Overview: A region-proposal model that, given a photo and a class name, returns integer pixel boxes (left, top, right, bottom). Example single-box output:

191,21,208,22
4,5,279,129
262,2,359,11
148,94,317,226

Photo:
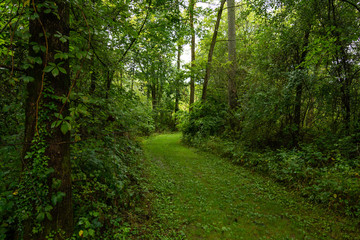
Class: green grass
138,133,360,239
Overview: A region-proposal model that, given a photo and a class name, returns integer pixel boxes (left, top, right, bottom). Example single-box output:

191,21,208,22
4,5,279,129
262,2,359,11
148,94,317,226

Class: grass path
140,133,359,239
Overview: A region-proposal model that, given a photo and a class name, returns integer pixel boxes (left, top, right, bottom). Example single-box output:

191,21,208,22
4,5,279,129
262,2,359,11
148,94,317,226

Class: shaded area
141,133,359,239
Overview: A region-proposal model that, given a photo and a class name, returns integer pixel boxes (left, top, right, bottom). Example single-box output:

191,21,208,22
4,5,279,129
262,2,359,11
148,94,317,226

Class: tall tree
21,1,73,238
202,0,227,101
175,43,182,113
227,0,238,111
189,0,196,111
292,25,311,147
175,0,182,115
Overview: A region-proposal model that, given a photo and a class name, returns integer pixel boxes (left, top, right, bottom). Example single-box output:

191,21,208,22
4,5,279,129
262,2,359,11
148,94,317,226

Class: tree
202,0,227,101
227,0,238,111
175,43,182,113
21,1,73,238
189,0,196,111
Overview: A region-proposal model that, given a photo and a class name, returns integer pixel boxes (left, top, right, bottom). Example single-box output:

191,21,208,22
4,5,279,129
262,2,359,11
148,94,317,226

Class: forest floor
134,133,360,239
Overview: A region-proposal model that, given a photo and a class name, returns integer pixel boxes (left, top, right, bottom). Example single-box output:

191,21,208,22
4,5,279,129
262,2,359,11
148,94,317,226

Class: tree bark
175,44,181,113
202,0,226,101
90,60,96,95
22,1,73,239
227,0,238,111
105,70,114,99
189,0,196,111
151,82,157,110
293,28,310,147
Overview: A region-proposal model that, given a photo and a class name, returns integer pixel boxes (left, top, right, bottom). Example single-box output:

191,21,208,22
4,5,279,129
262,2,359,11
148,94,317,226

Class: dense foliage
1,0,360,239
181,0,360,218
0,0,179,239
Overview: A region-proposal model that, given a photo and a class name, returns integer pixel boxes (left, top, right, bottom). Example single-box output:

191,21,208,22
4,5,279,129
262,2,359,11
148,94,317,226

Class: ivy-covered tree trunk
21,0,73,239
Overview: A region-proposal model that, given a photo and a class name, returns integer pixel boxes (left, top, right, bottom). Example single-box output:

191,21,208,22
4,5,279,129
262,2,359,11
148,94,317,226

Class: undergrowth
183,134,360,219
0,88,154,239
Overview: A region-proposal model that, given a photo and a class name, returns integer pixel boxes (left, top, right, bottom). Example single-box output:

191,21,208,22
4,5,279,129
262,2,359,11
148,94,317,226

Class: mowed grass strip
142,133,360,240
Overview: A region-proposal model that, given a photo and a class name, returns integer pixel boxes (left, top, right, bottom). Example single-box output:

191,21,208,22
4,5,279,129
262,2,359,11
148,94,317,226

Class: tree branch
340,0,360,12
118,0,152,64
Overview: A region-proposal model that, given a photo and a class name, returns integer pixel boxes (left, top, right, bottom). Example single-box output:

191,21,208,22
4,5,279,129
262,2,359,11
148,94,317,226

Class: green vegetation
141,134,360,239
1,0,360,239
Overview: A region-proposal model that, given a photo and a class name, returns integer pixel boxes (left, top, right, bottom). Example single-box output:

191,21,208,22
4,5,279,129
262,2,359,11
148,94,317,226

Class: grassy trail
140,133,359,239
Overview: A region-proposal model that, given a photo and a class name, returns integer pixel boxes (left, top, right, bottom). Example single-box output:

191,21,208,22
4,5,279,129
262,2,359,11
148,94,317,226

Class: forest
0,0,360,239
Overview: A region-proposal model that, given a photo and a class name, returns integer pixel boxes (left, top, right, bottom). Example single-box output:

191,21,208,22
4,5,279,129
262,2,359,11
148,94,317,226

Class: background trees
181,0,360,218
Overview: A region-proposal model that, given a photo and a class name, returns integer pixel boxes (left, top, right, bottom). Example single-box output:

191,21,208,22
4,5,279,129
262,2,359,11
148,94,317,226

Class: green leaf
22,76,34,83
45,205,53,212
33,45,40,53
46,212,53,221
60,37,67,43
22,63,32,70
76,52,82,59
30,13,39,20
60,121,71,134
88,229,95,237
36,212,45,222
34,57,42,64
43,66,54,73
52,192,66,205
52,179,62,189
58,67,67,74
54,113,63,119
56,120,62,127
54,53,62,59
52,68,59,77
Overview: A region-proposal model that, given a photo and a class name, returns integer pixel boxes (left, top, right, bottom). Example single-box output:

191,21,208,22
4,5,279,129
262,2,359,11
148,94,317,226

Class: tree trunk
227,0,238,111
340,69,351,133
151,83,157,110
189,0,196,111
175,44,181,113
293,79,303,146
22,0,73,239
293,27,310,147
105,70,113,99
202,0,226,101
90,60,96,95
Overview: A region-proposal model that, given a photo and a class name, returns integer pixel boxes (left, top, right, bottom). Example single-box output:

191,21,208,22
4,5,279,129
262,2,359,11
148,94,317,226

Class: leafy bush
71,136,145,239
0,86,153,239
179,97,228,143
